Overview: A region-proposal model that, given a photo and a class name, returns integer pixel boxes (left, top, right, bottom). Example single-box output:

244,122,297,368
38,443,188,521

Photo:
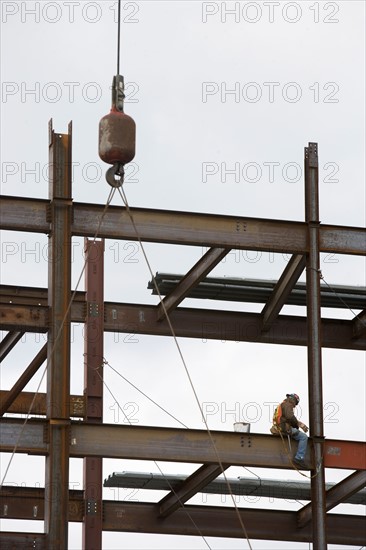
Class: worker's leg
291,428,308,461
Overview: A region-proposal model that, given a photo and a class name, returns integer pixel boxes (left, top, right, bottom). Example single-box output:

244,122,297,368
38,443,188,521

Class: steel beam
44,121,72,549
261,255,306,331
101,502,365,545
0,533,46,550
2,301,365,350
1,418,365,470
104,471,366,504
158,463,229,517
0,331,24,362
0,492,364,545
1,195,366,255
157,247,229,320
0,390,84,418
305,142,327,547
83,239,104,550
297,470,366,528
0,344,47,416
353,309,366,339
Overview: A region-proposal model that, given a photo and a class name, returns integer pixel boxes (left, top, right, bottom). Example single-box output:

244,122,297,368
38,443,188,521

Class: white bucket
234,422,250,433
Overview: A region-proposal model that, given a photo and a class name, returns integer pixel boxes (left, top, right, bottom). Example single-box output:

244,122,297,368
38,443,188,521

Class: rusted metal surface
352,309,366,339
2,418,365,470
304,142,327,548
0,487,84,522
0,391,85,418
0,345,47,417
261,254,306,331
0,331,24,362
158,464,229,518
1,491,364,544
0,533,46,549
83,239,104,550
157,247,229,320
101,502,366,544
44,121,72,549
2,300,365,350
297,470,366,528
1,195,366,255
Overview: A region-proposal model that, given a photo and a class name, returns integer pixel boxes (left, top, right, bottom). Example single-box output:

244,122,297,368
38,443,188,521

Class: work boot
293,457,306,469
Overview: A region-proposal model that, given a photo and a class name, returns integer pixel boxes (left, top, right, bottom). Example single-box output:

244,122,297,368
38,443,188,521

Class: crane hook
106,163,125,188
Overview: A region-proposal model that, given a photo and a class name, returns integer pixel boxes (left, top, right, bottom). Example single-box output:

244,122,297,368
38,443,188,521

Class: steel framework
0,124,365,549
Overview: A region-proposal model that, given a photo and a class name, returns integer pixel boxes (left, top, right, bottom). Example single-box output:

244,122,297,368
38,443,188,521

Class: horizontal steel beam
1,419,365,470
1,300,365,350
1,196,365,255
104,471,366,504
0,391,85,418
0,490,364,544
103,502,365,544
0,533,46,550
150,274,366,310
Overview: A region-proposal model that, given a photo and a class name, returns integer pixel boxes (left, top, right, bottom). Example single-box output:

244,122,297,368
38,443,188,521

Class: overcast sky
1,1,365,549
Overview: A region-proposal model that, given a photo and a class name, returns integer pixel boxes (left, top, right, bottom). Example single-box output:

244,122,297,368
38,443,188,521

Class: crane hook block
99,107,136,166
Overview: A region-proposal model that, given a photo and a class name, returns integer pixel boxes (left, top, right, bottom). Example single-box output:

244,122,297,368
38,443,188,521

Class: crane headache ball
99,108,136,166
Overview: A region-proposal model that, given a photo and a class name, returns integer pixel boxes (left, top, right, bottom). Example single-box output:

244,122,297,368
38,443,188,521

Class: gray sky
1,1,365,548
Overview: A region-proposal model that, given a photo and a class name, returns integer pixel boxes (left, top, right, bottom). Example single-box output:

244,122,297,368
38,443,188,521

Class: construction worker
272,393,309,468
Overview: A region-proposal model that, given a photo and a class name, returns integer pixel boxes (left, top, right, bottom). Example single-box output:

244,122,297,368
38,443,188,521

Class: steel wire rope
103,358,189,428
306,267,366,325
117,0,122,74
93,362,213,550
0,187,116,488
116,184,253,548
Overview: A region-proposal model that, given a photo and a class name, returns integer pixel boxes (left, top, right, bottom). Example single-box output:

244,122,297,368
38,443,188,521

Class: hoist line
116,185,253,549
117,0,122,74
0,187,116,489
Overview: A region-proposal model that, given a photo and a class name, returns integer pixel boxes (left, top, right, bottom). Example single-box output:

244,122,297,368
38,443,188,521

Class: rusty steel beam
0,390,85,418
157,247,229,320
297,470,366,528
0,533,46,550
1,195,366,255
158,463,229,518
0,331,24,362
261,254,306,331
2,301,365,351
1,418,365,470
0,344,47,417
0,491,364,545
0,486,84,522
102,502,365,544
352,309,366,339
305,142,327,548
44,121,72,549
83,239,105,550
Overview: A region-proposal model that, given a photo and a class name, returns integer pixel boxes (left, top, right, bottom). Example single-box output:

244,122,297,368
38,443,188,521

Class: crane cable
115,183,253,548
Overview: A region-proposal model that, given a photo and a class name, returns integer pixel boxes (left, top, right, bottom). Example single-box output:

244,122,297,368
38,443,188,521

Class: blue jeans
291,428,308,460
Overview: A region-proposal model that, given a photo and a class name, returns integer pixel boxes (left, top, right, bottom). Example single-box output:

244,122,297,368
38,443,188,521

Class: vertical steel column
45,121,73,549
82,239,104,550
304,142,327,548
